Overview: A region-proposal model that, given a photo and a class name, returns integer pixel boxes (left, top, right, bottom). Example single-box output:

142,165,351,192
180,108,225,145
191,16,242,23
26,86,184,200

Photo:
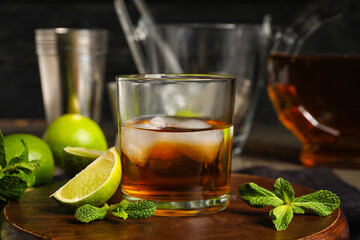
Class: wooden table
0,118,356,239
1,174,349,240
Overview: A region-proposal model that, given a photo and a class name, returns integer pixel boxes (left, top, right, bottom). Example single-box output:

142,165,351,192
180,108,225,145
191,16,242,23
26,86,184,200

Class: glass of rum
117,74,236,216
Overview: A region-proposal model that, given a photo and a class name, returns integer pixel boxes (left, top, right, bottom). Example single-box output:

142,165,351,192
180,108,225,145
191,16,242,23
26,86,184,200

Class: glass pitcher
268,0,360,168
114,0,272,156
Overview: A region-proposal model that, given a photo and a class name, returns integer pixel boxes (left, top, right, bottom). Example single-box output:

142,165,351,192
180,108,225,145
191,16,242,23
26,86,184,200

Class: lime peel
50,146,121,211
64,147,104,158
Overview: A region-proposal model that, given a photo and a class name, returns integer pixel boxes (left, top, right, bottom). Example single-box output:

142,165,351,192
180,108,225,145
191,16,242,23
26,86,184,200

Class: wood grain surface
2,174,349,240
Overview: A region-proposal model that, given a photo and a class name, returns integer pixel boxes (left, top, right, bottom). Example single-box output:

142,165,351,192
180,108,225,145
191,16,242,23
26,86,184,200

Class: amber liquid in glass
120,116,233,214
268,53,360,167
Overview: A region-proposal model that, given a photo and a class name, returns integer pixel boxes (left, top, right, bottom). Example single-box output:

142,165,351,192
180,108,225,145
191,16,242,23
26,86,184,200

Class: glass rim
35,28,107,34
116,74,235,82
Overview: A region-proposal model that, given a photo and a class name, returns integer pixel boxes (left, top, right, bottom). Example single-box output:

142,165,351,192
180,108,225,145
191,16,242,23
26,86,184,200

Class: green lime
63,147,104,177
4,134,54,186
50,146,121,211
44,114,108,168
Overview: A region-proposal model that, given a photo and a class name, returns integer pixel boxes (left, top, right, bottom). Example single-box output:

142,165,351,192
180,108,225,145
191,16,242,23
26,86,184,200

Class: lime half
50,146,121,211
63,147,104,177
44,113,108,168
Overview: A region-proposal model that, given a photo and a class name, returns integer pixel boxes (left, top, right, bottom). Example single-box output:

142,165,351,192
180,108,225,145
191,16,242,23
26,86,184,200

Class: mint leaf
0,130,6,169
0,195,6,202
4,161,40,175
75,204,108,223
0,175,27,201
109,199,129,220
272,178,294,203
8,140,29,166
13,161,41,174
126,200,157,219
2,161,40,187
18,140,29,163
292,190,340,216
269,204,294,231
8,157,22,167
109,199,128,211
13,169,36,187
239,182,284,208
111,208,128,220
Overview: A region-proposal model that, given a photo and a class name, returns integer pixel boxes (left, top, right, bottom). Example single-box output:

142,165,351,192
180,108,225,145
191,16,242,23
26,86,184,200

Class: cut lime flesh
60,156,113,199
51,146,121,211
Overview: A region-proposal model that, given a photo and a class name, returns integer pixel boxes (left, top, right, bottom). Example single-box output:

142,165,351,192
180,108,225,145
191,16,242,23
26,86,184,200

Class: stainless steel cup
35,28,108,124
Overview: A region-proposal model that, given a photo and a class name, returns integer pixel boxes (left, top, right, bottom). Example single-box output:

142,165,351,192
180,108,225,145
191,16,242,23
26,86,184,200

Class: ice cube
148,117,167,129
162,117,212,130
120,127,160,166
162,129,224,164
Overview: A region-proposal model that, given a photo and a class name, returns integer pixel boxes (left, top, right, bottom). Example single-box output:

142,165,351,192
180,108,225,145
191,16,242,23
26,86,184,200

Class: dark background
0,0,312,124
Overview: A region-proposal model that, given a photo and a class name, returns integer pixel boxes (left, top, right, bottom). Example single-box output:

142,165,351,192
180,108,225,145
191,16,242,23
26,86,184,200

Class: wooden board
1,174,349,240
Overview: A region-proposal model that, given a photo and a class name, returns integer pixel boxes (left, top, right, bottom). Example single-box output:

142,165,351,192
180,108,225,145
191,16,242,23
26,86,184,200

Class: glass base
122,192,230,217
301,143,360,168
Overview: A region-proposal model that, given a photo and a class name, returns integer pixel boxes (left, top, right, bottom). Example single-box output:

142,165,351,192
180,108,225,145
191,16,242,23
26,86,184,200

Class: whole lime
44,114,108,168
4,134,55,186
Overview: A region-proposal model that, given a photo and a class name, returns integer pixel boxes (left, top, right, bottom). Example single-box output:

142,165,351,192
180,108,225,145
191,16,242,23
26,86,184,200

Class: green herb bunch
75,200,156,223
0,130,40,202
239,177,340,231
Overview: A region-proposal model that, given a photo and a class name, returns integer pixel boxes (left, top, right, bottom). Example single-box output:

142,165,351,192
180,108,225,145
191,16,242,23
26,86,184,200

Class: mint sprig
239,177,340,231
0,129,40,202
75,200,156,223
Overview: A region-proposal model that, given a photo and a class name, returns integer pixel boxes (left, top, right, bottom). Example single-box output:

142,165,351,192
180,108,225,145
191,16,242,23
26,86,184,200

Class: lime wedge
51,146,121,211
63,147,104,177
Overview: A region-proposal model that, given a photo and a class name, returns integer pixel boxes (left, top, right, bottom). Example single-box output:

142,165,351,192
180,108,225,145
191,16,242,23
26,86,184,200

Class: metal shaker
35,28,108,124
